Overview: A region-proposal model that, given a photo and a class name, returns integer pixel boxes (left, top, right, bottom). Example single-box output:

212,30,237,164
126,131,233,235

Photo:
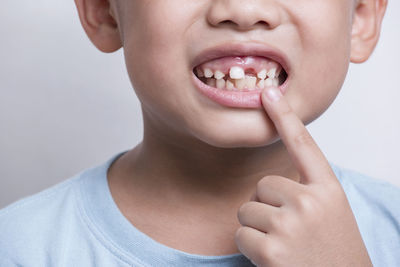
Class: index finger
261,86,334,184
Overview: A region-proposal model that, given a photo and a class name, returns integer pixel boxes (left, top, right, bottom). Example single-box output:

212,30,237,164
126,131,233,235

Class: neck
109,117,300,207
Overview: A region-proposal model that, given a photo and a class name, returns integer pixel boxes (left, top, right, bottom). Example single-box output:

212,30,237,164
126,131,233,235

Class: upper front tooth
257,69,267,80
204,68,214,78
229,66,245,79
214,70,225,80
267,68,277,79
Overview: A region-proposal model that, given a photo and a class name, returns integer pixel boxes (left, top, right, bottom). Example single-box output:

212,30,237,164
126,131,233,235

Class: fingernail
264,87,282,102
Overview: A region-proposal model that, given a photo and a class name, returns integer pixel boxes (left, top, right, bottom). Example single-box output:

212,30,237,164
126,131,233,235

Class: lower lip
192,72,288,109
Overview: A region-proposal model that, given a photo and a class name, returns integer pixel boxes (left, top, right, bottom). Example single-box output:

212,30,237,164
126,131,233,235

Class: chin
190,121,280,149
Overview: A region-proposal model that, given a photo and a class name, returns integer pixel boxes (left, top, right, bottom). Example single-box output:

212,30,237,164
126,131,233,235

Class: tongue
196,56,282,75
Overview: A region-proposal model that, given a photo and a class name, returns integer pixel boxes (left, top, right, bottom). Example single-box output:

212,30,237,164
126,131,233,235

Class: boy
1,0,399,266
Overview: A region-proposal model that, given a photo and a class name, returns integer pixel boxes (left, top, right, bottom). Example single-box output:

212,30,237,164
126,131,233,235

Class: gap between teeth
197,66,280,90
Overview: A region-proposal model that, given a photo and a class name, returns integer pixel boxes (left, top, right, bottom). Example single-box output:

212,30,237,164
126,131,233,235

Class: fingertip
262,86,282,104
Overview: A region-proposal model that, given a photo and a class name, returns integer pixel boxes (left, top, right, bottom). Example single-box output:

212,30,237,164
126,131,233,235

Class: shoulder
0,170,84,264
329,162,400,266
329,162,400,212
0,170,81,219
0,152,131,266
0,174,79,216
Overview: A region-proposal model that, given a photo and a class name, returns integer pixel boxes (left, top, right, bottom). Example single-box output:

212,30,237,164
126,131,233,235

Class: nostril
218,19,270,31
219,20,237,27
255,20,270,28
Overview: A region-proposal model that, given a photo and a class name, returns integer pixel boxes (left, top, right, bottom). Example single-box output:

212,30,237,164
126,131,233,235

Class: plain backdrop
0,1,399,209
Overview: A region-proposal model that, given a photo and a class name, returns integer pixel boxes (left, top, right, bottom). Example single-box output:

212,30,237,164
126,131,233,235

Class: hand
235,87,372,267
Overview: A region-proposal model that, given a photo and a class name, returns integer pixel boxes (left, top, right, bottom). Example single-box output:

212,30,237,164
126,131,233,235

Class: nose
207,0,281,31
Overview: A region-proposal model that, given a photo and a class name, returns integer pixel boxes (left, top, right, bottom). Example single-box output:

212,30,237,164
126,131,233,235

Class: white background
0,1,399,208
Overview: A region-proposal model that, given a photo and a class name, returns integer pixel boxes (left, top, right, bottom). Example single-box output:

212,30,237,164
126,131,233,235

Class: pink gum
196,56,281,75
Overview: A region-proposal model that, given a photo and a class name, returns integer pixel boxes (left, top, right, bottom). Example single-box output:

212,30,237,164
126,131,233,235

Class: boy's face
81,0,385,148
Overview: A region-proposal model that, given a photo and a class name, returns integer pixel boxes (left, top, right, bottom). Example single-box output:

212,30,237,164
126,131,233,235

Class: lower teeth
203,76,279,91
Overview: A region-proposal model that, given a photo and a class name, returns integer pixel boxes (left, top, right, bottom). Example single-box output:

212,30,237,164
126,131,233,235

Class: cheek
298,1,352,74
119,0,355,147
122,1,194,119
286,1,353,125
124,48,192,136
123,0,195,58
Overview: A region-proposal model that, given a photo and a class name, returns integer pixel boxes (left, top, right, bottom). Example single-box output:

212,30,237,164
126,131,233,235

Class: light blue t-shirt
1,150,399,266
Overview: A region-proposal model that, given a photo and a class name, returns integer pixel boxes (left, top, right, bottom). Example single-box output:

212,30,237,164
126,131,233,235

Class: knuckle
269,212,283,229
293,192,320,215
293,131,315,148
279,104,293,119
324,180,343,195
315,182,346,206
257,175,279,188
270,212,295,234
275,104,293,128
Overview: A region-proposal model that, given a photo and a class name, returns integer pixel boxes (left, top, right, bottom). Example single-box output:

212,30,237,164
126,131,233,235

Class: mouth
191,42,290,109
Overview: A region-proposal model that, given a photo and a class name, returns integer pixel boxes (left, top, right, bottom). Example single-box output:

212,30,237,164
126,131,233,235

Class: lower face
118,0,353,148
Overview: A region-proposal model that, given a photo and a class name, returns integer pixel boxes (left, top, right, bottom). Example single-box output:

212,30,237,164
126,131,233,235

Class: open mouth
190,43,290,108
193,56,288,92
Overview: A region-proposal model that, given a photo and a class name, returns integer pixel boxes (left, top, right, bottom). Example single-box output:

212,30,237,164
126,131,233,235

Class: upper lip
191,41,291,76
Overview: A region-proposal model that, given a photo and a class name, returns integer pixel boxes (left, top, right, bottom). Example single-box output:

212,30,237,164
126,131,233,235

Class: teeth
265,77,279,87
226,80,234,90
257,69,267,80
235,78,246,90
265,78,273,87
245,75,257,89
199,63,283,90
276,67,282,77
206,78,216,87
216,78,225,89
214,70,225,80
267,68,277,79
229,66,245,79
204,68,214,78
257,79,265,89
202,77,278,90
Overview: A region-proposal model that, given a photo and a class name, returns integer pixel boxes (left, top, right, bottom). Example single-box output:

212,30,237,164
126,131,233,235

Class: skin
74,0,387,265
